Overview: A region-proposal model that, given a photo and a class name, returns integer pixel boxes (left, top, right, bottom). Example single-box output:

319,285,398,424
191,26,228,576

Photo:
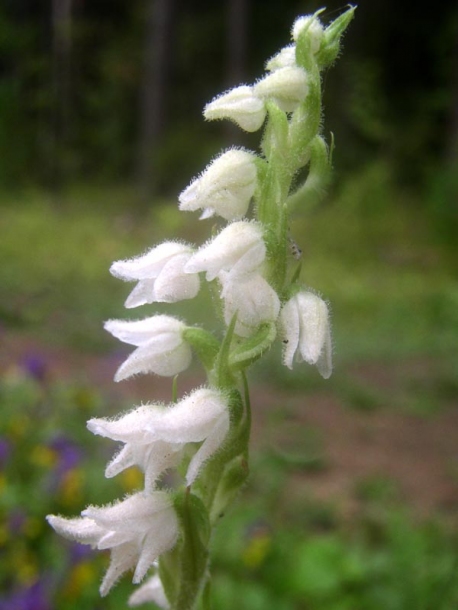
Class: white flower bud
104,315,192,380
220,271,280,337
204,85,266,132
178,149,257,221
185,221,265,281
279,291,332,378
292,15,324,54
265,44,296,72
254,66,308,112
47,491,179,596
110,242,200,307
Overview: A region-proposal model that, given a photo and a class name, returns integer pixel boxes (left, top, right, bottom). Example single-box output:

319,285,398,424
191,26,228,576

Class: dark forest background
0,0,457,219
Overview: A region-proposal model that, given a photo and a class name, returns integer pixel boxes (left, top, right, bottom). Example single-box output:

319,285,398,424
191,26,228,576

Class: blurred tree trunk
137,0,175,200
52,0,73,192
225,0,249,143
227,0,248,86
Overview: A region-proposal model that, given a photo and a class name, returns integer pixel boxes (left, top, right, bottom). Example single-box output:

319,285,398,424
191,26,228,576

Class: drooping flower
184,221,265,281
204,85,266,132
105,316,192,381
178,149,258,221
254,66,308,113
47,491,179,596
219,271,280,337
87,388,230,487
129,574,169,608
110,242,200,307
279,291,332,378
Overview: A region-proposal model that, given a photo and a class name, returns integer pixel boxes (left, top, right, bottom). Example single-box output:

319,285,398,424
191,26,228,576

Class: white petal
88,405,161,443
46,515,104,547
129,574,169,608
133,510,179,583
221,272,280,337
279,297,300,369
266,44,296,71
297,293,330,364
292,15,324,53
152,253,200,302
105,316,186,347
186,412,230,485
185,221,265,281
254,67,308,113
100,542,139,596
179,149,257,221
110,242,192,281
145,388,229,444
114,339,192,380
204,85,266,132
82,492,173,532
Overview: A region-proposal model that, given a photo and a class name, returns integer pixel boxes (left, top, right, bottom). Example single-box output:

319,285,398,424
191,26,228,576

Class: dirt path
2,330,458,519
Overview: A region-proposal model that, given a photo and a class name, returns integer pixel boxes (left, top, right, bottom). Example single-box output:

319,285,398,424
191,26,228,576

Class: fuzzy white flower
179,149,257,221
110,242,200,307
105,315,191,381
185,221,265,281
204,85,266,132
88,388,230,487
292,15,324,53
254,66,308,113
279,291,332,378
129,574,169,608
220,271,280,337
47,491,178,596
265,44,297,72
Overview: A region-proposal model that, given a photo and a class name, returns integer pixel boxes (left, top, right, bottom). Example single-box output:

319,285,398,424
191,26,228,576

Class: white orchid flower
87,388,230,487
204,85,266,132
254,66,308,113
219,271,280,337
185,221,265,281
47,491,178,597
279,291,332,378
105,315,192,380
178,149,257,221
129,574,169,608
110,242,200,307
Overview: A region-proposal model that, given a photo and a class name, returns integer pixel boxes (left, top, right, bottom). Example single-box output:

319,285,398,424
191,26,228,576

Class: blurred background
1,0,458,608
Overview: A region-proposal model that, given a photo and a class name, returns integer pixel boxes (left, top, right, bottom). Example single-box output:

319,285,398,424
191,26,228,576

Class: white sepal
87,388,230,487
254,66,308,113
178,149,258,221
47,491,178,596
266,44,296,72
292,15,324,53
185,221,265,281
220,271,280,337
129,574,169,608
279,291,332,378
204,85,266,132
110,242,200,307
104,316,191,380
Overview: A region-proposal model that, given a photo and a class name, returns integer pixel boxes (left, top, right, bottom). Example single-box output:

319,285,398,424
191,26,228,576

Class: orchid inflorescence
47,8,354,609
